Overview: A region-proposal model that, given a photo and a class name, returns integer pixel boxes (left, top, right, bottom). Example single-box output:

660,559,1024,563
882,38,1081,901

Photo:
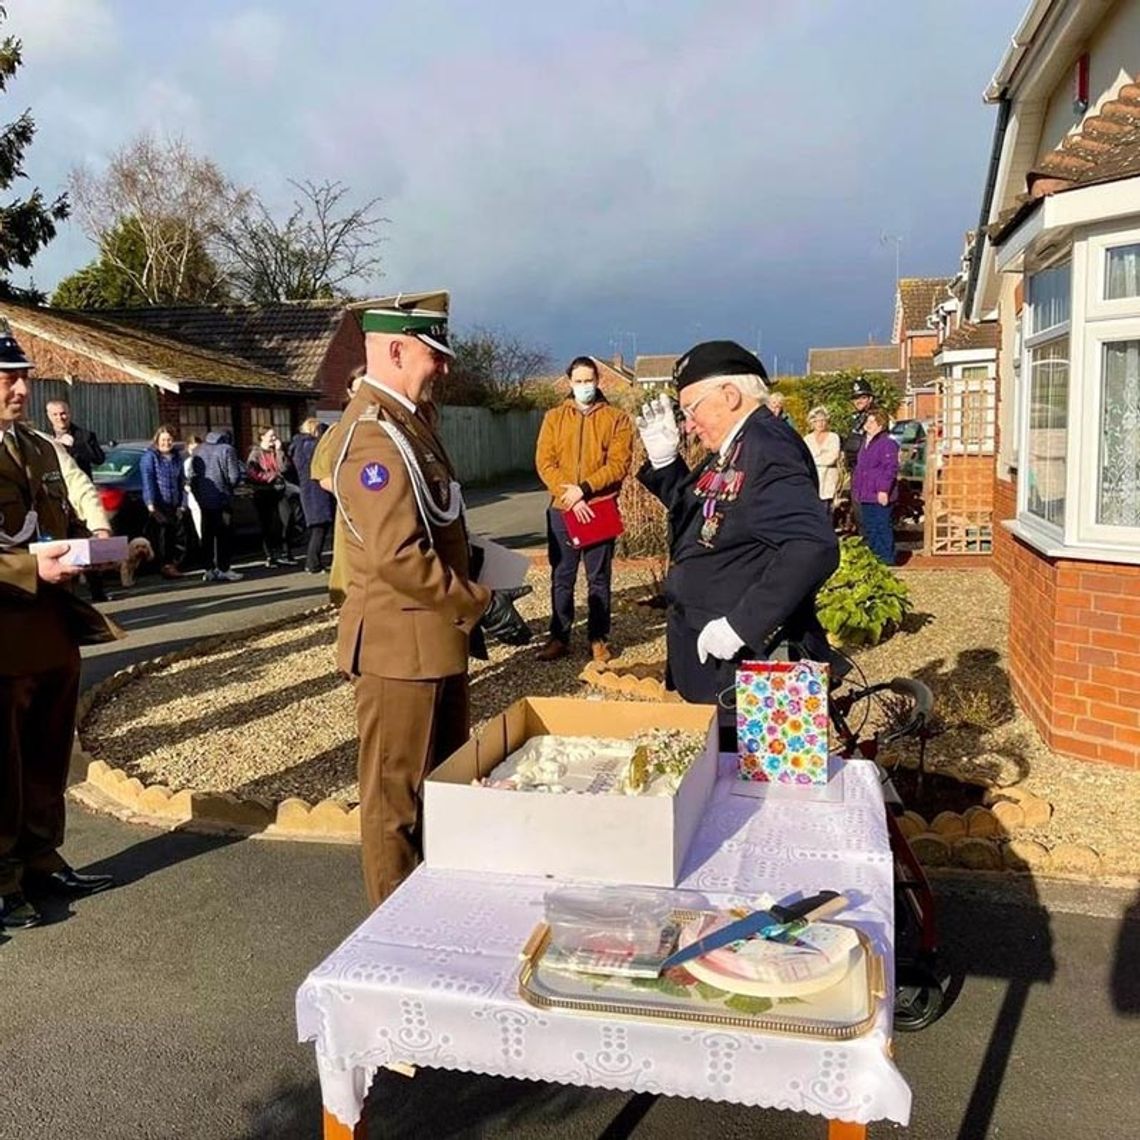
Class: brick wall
992,475,1017,583
316,316,364,410
1006,533,1140,769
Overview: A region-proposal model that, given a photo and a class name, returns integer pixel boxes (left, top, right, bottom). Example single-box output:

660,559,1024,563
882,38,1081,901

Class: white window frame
1007,220,1140,563
1018,258,1071,543
1085,222,1140,320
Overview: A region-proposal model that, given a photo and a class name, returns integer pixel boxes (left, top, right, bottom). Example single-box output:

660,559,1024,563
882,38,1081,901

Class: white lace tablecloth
296,758,912,1129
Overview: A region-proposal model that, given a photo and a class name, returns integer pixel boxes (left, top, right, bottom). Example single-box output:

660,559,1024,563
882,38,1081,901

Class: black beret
672,340,768,391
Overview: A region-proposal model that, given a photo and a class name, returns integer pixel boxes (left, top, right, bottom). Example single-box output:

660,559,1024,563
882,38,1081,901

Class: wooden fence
25,380,159,444
437,406,544,483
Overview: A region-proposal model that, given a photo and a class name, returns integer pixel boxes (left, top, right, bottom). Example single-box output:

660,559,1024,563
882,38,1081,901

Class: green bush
817,536,911,646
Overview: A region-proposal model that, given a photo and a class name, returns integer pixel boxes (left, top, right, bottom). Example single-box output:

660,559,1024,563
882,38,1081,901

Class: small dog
119,536,154,587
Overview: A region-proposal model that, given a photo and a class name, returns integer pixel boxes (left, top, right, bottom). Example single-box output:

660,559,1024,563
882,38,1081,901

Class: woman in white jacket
803,406,841,520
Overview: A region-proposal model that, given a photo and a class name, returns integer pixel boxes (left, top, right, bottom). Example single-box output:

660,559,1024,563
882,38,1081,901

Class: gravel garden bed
80,566,1140,873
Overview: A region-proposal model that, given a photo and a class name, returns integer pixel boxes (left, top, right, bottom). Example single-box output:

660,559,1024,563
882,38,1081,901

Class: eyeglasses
679,387,719,420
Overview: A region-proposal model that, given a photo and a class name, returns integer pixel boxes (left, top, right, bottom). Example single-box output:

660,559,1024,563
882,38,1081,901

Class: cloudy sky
6,0,1024,372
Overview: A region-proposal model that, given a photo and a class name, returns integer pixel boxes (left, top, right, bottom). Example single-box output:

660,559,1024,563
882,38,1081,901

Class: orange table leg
827,1120,867,1140
323,1106,365,1139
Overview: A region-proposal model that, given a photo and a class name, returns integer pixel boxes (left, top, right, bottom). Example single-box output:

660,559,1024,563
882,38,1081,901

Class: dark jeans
148,507,186,568
200,506,234,573
305,523,330,573
253,488,292,561
859,501,895,565
546,507,615,644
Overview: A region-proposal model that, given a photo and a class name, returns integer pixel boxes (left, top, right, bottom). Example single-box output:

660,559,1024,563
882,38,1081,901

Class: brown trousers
0,653,80,894
354,672,469,907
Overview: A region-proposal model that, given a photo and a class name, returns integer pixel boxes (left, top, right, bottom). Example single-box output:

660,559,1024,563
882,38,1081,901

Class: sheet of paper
471,535,530,589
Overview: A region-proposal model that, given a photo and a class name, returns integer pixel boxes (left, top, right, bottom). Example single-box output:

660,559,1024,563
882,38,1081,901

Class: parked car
890,420,929,484
91,441,270,550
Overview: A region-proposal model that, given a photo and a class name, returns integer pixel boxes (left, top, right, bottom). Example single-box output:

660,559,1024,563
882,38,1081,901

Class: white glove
635,393,681,469
697,617,745,665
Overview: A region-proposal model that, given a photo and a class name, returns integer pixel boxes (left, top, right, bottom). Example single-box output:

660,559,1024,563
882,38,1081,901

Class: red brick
1056,734,1103,761
1080,572,1126,594
1120,615,1140,637
1115,725,1140,748
1089,701,1129,724
1099,668,1139,690
1098,741,1140,767
1076,646,1118,667
1097,596,1137,615
1052,695,1090,716
1053,713,1077,733
1084,611,1123,632
1055,624,1091,645
1054,588,1090,609
1098,631,1138,652
1074,717,1116,740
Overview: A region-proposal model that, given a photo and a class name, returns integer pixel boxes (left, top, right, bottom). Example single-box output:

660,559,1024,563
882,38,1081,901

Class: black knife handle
769,890,839,924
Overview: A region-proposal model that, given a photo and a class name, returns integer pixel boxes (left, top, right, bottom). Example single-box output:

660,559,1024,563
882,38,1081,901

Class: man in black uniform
636,341,839,737
841,377,875,528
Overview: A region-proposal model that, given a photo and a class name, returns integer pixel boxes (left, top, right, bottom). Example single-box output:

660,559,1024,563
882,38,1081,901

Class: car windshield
890,421,924,444
92,447,144,481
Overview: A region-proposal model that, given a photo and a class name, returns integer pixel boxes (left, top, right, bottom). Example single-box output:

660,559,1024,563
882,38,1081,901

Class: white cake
483,730,704,797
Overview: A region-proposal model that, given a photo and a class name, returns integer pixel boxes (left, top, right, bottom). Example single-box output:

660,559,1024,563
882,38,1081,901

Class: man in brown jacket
0,326,120,930
332,292,492,906
534,356,633,662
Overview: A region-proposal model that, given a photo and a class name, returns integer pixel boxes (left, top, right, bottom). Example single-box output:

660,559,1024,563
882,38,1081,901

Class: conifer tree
0,5,69,300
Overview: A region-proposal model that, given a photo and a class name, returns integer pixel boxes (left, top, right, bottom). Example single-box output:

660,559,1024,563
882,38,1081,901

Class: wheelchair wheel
894,960,951,1032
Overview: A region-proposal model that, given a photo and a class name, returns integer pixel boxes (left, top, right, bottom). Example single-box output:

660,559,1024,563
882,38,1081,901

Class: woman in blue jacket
850,407,900,565
139,424,186,577
288,418,336,574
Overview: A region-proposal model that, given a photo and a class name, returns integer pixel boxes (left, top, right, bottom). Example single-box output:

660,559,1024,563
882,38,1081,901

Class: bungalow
965,0,1140,768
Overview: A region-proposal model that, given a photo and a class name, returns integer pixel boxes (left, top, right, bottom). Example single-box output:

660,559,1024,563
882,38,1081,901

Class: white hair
690,373,769,402
807,405,830,422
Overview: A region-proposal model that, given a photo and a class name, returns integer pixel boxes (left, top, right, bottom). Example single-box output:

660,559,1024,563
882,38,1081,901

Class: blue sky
6,0,1025,373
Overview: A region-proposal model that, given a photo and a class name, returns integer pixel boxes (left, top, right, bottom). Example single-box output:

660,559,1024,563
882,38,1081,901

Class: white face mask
572,382,597,406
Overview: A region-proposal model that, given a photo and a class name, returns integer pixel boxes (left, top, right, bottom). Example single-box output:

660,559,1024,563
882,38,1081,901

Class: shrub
816,536,911,646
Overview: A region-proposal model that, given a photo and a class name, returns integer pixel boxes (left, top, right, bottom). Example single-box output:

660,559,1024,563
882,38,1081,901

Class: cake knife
659,890,847,973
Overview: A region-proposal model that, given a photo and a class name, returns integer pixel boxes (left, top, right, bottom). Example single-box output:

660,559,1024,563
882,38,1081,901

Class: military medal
694,440,744,547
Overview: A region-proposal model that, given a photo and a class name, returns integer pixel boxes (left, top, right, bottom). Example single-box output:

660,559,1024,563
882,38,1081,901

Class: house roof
806,345,901,374
941,321,999,352
591,356,635,385
898,278,952,335
1,303,309,394
98,302,344,387
634,354,678,381
991,79,1140,244
907,357,939,391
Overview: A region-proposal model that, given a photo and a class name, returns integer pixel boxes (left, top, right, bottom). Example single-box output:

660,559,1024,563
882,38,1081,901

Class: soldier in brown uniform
332,292,494,906
0,327,120,930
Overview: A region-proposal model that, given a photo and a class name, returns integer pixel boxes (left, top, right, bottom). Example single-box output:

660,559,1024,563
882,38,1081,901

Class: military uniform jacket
0,422,121,675
638,407,839,655
333,384,491,681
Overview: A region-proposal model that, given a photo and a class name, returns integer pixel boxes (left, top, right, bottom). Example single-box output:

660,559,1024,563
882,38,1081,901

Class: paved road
3,487,1139,1140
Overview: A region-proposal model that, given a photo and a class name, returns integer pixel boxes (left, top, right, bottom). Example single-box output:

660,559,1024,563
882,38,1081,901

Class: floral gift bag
735,661,830,785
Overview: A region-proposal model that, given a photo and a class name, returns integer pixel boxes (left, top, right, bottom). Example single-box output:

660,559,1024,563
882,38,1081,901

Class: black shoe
0,892,42,929
24,866,115,898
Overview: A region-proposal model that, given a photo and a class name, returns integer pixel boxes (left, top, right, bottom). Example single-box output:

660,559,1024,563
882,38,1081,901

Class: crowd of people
1,290,908,926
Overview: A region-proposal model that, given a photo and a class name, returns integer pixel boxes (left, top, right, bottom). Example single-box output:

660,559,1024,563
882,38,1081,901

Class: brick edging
71,604,362,845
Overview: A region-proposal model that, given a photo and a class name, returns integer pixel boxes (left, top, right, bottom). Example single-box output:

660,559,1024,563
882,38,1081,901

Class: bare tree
68,133,241,304
216,179,386,302
440,326,552,409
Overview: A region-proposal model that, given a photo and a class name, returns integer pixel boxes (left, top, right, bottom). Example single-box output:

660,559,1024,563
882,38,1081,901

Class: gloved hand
696,616,745,664
482,585,534,646
635,393,682,469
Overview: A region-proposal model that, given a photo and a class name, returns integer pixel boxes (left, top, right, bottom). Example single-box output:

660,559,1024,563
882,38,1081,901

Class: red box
562,495,624,549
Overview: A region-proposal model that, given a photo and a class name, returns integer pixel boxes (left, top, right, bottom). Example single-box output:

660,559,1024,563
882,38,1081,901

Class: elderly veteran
636,341,839,738
0,325,121,931
331,291,530,905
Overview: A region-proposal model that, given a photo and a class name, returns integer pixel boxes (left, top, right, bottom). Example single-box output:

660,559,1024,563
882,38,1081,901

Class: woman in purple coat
851,407,899,565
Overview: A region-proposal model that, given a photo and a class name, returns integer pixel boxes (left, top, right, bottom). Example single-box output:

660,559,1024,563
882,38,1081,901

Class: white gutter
984,0,1059,102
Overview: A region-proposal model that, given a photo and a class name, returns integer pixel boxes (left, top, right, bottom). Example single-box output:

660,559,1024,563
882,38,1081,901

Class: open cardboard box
424,697,719,887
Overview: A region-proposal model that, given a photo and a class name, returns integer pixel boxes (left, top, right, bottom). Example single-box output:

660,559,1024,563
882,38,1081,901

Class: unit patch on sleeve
360,462,390,491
